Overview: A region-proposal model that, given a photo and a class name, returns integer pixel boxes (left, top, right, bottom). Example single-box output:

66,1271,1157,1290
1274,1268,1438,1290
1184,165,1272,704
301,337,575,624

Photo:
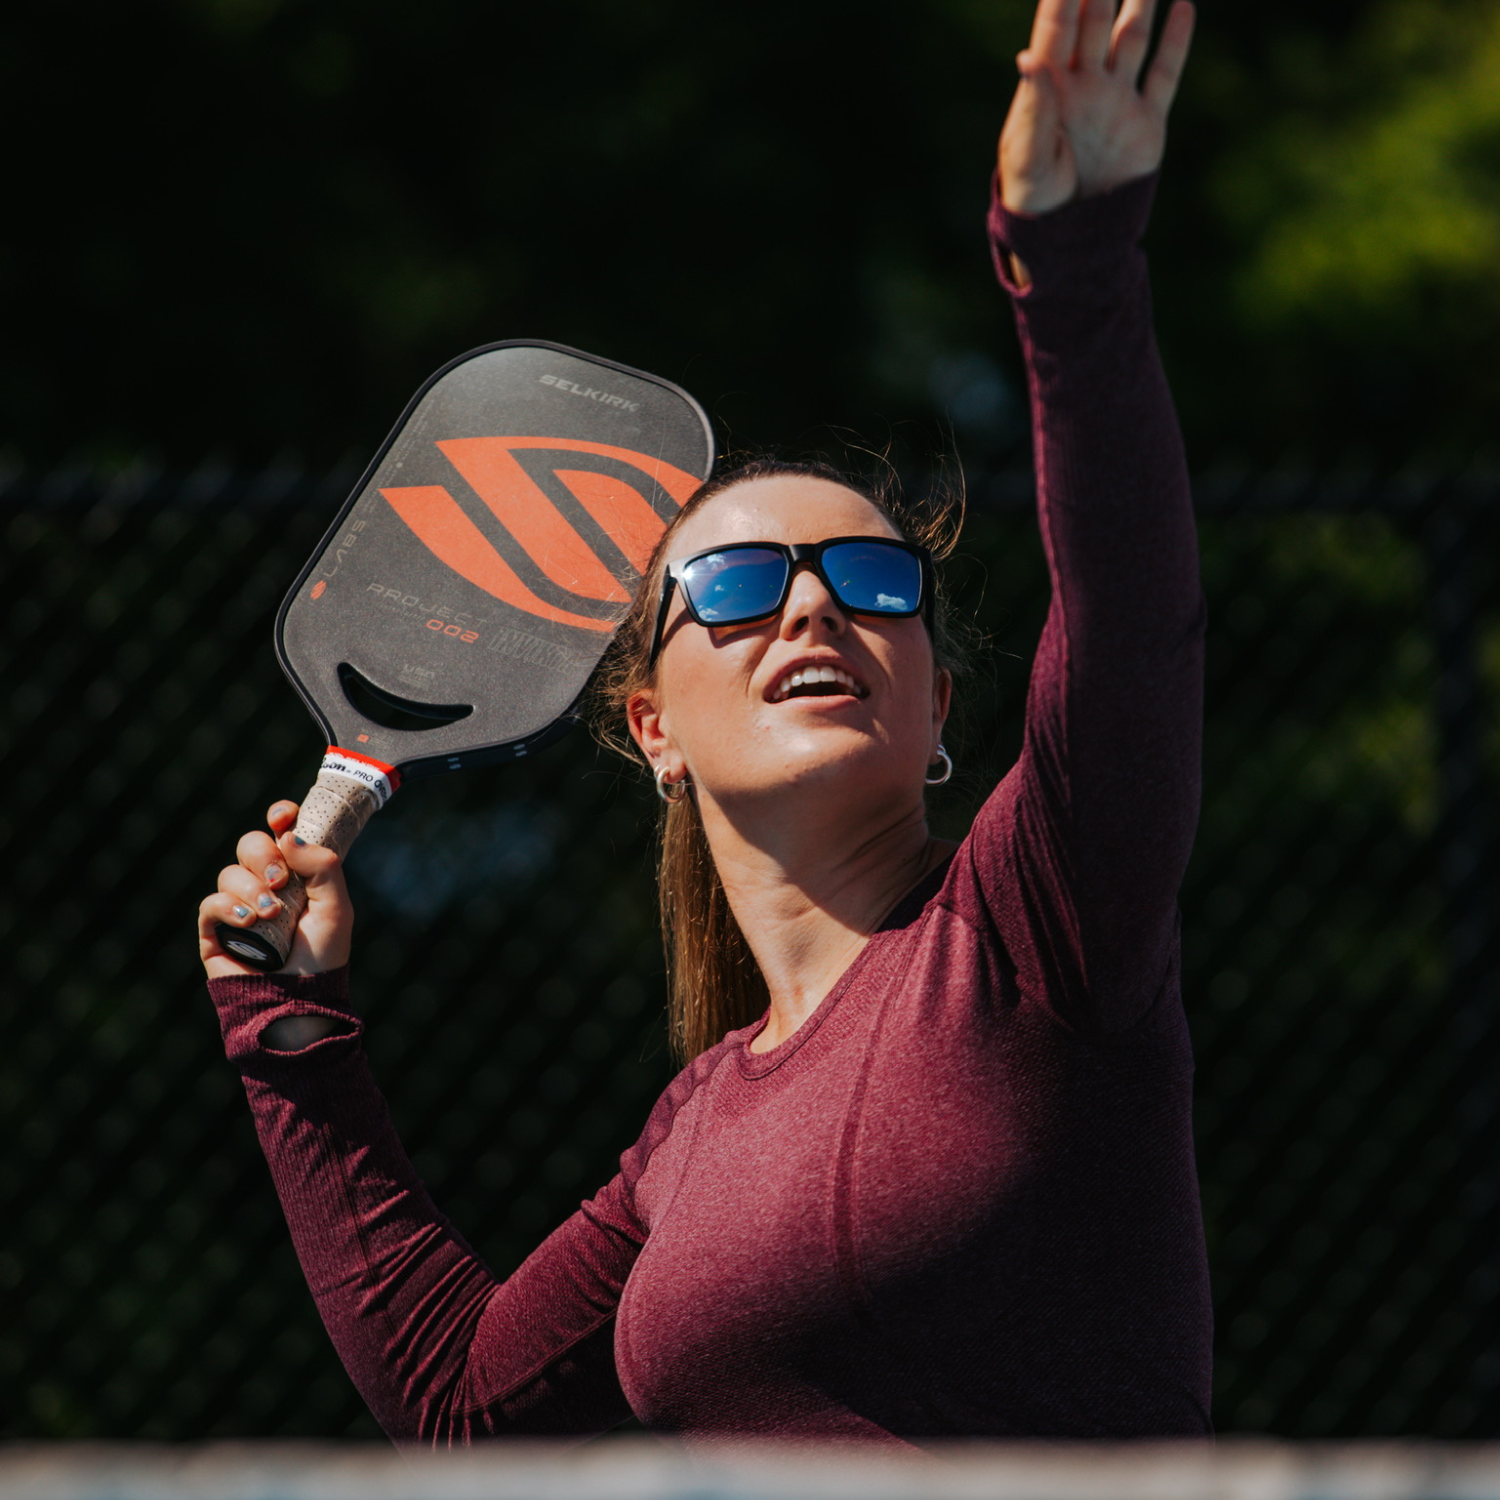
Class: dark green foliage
6,0,1498,474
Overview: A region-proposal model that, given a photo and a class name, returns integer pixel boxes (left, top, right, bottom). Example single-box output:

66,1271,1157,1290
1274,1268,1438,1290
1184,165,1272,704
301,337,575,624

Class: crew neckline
735,852,955,1080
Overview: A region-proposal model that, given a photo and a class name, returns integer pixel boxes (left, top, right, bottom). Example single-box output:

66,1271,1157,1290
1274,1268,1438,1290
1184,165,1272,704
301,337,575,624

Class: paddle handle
212,762,387,973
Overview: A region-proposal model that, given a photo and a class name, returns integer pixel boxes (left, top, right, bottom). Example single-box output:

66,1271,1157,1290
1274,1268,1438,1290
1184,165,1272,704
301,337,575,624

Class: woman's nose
779,561,846,639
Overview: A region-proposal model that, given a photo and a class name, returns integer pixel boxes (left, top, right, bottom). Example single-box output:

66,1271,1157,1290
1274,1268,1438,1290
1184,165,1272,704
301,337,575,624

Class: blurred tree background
3,0,1499,1448
3,0,1498,471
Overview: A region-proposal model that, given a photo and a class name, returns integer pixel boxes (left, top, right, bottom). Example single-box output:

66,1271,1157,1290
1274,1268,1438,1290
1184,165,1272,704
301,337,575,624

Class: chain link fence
2,465,1497,1441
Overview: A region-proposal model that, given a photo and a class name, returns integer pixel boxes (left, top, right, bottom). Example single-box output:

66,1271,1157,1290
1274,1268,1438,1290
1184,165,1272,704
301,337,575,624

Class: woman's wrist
207,964,358,1061
988,169,1157,300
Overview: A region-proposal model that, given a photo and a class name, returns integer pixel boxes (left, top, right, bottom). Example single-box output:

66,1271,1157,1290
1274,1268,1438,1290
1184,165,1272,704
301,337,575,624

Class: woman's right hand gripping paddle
199,800,355,981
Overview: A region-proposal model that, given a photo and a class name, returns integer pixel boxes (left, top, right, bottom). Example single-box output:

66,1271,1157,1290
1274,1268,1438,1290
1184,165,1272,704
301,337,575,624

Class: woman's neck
698,791,956,1053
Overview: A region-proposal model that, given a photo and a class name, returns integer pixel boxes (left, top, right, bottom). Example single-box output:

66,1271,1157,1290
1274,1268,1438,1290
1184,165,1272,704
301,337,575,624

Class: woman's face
628,476,950,823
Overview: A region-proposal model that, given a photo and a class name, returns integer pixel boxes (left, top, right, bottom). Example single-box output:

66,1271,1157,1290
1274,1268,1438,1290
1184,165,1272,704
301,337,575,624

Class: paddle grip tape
217,750,398,971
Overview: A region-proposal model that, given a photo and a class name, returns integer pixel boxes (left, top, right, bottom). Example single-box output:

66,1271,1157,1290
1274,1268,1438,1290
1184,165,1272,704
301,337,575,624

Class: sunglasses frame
647,535,934,666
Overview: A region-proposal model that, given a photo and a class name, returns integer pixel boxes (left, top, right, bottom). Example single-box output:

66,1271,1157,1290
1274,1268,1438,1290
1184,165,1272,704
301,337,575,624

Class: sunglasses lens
822,541,922,614
679,547,789,623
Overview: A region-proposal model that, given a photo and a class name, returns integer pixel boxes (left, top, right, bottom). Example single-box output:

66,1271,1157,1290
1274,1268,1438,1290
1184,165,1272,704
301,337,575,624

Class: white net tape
6,1441,1500,1500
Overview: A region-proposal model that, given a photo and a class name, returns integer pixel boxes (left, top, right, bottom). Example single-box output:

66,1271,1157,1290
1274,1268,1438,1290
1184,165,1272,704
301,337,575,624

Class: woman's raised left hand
999,0,1195,216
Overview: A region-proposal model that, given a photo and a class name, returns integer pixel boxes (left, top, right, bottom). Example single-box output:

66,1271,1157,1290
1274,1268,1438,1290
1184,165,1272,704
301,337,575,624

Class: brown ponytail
593,456,965,1062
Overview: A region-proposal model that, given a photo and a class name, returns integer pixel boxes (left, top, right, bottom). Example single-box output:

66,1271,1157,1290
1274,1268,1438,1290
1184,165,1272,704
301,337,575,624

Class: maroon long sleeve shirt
208,172,1211,1446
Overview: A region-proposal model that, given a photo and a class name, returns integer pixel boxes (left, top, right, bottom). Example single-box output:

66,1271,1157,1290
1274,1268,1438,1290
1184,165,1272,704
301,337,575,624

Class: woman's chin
710,730,919,807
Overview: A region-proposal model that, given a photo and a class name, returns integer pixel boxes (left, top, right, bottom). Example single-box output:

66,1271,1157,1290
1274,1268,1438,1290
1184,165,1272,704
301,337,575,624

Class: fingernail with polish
232,905,252,920
257,893,279,913
265,863,284,884
293,836,306,847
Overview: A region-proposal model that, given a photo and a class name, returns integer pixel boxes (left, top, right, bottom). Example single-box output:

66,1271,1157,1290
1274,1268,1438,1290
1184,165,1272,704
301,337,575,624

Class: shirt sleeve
207,967,646,1444
953,171,1205,1034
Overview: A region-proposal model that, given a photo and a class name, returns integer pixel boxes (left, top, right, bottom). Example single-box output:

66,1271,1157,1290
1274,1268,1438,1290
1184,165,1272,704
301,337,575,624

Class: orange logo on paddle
379,438,700,632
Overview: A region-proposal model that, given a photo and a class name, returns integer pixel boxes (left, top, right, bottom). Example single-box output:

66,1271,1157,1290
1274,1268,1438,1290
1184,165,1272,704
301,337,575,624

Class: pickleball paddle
214,340,713,971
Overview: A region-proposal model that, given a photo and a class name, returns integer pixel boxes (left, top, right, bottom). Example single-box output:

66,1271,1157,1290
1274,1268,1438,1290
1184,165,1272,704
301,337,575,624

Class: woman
200,0,1208,1444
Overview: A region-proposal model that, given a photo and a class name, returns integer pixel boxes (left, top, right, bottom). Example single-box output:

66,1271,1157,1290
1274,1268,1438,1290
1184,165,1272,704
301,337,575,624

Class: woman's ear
627,687,673,765
931,667,953,754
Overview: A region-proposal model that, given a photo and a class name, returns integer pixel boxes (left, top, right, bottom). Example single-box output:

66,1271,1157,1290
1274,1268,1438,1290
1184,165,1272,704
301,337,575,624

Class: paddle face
277,342,713,777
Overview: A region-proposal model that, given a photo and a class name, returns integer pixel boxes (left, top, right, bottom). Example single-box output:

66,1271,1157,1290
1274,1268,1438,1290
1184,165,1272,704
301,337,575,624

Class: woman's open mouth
769,664,869,703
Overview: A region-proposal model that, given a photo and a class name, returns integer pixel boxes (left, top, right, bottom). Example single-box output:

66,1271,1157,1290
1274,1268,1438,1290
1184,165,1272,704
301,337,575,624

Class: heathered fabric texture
207,170,1210,1447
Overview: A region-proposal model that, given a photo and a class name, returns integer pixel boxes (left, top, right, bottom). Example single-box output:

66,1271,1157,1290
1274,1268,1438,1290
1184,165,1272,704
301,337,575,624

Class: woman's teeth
773,665,866,701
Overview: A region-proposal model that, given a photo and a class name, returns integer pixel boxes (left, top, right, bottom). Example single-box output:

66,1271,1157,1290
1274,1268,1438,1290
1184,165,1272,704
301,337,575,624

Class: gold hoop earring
655,764,690,804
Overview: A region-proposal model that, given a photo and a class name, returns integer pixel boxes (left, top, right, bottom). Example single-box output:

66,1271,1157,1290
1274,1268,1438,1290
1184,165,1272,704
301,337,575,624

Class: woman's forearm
208,968,636,1442
995,172,1201,652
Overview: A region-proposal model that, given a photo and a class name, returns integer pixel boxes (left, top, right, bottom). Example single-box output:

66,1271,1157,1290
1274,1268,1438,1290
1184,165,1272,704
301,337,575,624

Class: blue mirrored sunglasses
648,535,933,665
